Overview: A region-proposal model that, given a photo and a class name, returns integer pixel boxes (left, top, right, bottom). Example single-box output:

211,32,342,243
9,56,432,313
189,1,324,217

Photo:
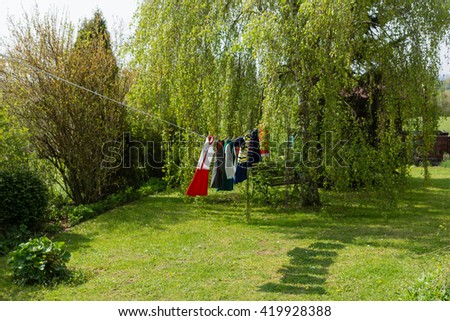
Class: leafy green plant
0,169,49,232
68,205,95,226
138,178,167,196
7,236,75,286
441,156,450,168
0,224,32,256
87,187,140,215
400,269,450,301
0,106,32,171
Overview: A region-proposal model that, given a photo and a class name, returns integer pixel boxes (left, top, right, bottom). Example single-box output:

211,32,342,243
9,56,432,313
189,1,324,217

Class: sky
0,0,449,77
0,0,139,52
440,43,450,79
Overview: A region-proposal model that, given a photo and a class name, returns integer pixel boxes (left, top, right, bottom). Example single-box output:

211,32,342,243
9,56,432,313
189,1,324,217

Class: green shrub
138,178,167,196
0,169,49,232
441,159,450,168
0,224,32,256
7,236,75,286
68,205,95,225
401,269,450,301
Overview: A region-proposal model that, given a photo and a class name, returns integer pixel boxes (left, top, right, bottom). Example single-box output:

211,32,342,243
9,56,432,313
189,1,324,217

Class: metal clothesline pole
245,166,251,222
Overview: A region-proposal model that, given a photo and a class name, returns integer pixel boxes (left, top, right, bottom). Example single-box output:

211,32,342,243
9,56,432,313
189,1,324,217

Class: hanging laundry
211,139,236,191
218,139,235,191
239,134,250,164
234,140,241,159
234,136,248,184
186,136,215,197
224,139,236,180
248,128,261,165
211,140,225,189
259,125,270,158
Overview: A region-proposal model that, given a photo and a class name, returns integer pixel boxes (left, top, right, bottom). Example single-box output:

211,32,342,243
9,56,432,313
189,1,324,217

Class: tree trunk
284,125,291,207
297,78,321,207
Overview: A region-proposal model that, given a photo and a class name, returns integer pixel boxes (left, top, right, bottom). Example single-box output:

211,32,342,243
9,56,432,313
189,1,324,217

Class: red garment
186,136,214,196
259,126,270,157
185,169,209,196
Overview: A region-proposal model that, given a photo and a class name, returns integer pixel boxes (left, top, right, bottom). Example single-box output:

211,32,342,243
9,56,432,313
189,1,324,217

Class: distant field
440,116,450,133
439,88,450,118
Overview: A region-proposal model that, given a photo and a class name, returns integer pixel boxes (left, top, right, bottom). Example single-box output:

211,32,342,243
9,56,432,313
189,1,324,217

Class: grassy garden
1,2,450,304
1,166,448,301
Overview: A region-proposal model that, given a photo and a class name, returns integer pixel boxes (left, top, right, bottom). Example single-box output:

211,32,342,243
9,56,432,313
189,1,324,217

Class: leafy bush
0,105,34,171
7,236,77,286
441,159,450,168
138,177,167,196
67,205,95,226
0,169,49,232
401,269,450,301
0,224,32,256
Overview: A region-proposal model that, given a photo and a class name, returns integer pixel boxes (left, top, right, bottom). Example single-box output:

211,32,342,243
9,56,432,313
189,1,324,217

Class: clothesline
0,54,272,196
0,54,207,139
1,55,274,219
186,128,270,197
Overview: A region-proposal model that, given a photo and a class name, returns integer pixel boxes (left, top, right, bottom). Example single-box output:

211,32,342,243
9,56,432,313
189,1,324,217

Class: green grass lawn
1,167,449,301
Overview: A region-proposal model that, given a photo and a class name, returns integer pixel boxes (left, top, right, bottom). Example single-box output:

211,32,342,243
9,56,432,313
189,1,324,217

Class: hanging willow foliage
127,0,449,204
126,0,261,190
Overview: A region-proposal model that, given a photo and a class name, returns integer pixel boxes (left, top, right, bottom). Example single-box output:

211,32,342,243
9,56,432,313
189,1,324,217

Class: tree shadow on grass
248,174,450,254
95,195,194,231
259,242,345,296
254,173,449,297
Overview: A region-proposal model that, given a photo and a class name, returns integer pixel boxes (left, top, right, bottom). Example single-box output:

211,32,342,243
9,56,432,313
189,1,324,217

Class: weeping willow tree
245,0,449,205
324,0,449,191
128,0,449,204
126,0,261,189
